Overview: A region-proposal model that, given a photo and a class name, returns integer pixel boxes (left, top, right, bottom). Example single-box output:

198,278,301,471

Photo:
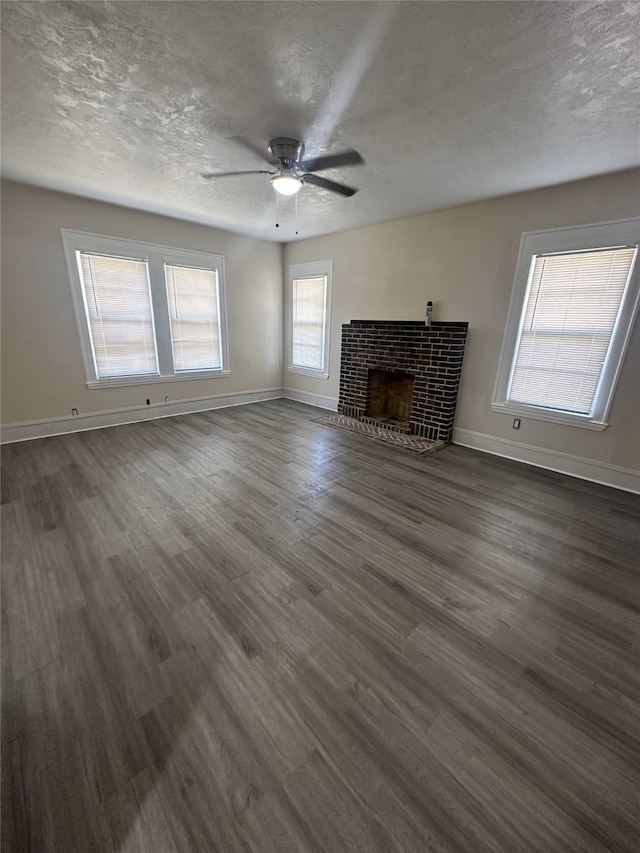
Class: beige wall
3,173,638,473
285,169,640,471
1,180,283,424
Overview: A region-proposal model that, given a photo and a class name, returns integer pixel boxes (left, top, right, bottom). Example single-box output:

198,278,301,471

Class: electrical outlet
164,396,169,403
71,408,78,416
513,418,521,429
146,399,151,406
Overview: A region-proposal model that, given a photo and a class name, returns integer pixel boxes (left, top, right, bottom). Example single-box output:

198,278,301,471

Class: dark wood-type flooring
2,400,639,852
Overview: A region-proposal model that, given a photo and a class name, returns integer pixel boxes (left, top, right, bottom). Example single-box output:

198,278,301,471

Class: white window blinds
292,275,327,369
78,252,158,378
164,264,222,371
508,246,637,414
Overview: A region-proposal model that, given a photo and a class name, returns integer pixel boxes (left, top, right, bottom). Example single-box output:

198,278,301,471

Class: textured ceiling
2,1,639,242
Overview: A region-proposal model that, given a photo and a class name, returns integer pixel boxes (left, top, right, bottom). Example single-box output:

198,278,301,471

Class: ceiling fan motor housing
268,137,304,168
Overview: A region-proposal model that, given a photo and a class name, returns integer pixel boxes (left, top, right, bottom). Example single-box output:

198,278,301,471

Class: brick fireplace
338,320,468,442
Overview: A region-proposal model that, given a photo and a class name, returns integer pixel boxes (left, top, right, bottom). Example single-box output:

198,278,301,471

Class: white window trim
62,230,230,388
287,259,333,380
492,218,640,431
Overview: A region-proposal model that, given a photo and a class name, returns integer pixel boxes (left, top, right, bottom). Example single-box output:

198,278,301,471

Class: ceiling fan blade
229,136,275,165
303,173,358,197
201,170,273,179
300,150,364,172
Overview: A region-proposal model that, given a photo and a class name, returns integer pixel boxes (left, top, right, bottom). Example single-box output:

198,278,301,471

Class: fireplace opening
365,369,415,432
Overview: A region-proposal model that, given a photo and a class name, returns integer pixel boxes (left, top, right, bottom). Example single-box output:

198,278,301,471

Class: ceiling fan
202,137,364,197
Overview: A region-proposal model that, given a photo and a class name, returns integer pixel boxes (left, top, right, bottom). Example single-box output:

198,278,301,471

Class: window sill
491,401,607,431
287,365,329,380
87,370,230,389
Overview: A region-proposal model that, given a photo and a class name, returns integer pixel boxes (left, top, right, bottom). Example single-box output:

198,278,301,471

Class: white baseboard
283,388,339,411
1,388,284,444
5,399,636,493
453,427,640,494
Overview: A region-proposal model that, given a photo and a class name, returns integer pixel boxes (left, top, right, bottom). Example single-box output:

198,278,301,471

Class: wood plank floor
2,399,639,852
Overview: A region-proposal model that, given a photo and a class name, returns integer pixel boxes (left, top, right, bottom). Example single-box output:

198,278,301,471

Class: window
78,252,158,379
165,263,222,372
493,219,640,430
287,260,332,378
62,231,229,388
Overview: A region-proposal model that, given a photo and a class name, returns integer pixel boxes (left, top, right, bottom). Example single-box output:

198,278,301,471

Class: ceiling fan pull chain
275,191,280,229
295,191,299,236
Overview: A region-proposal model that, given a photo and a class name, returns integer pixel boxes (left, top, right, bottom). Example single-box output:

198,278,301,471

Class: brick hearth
338,320,468,442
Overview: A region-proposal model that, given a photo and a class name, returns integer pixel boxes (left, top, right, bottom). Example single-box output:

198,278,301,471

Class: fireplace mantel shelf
345,320,469,328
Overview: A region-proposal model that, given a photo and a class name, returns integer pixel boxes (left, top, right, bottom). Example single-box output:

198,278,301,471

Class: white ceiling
2,1,639,242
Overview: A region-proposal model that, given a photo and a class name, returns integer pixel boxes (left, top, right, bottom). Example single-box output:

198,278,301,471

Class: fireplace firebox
365,369,415,431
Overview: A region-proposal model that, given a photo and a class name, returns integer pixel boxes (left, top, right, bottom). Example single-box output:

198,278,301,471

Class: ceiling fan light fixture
271,174,302,196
